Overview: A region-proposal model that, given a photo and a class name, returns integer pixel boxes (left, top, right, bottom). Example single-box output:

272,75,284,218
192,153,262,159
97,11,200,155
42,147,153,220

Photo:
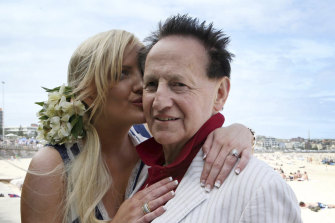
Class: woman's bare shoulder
21,146,65,223
28,146,64,171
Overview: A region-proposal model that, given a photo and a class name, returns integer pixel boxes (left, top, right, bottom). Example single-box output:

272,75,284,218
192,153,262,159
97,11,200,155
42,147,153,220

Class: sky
0,0,334,139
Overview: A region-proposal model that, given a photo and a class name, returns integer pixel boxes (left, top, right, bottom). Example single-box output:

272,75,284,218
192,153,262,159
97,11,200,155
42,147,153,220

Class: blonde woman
21,30,254,223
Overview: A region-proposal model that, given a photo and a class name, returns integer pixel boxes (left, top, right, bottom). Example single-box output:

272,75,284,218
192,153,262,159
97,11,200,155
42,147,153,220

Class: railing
0,144,39,158
0,144,39,151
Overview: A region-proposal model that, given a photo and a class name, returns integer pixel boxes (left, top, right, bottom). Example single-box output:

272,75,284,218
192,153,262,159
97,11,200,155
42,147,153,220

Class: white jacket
152,150,302,223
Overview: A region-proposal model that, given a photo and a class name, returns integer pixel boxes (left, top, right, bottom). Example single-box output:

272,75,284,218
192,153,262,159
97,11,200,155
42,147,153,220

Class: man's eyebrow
169,74,184,81
143,74,156,82
169,74,195,85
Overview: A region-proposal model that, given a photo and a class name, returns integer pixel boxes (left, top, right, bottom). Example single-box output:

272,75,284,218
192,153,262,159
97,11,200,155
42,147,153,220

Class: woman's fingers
132,179,177,223
201,131,214,159
204,147,252,191
234,147,252,174
147,190,175,211
203,147,233,191
135,177,176,200
200,123,254,191
136,206,167,223
214,152,239,186
200,131,223,187
114,178,177,223
139,178,178,202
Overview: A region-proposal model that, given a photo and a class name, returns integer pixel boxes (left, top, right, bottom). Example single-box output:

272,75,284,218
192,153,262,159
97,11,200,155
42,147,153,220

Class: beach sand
0,158,31,223
1,153,335,222
255,152,335,223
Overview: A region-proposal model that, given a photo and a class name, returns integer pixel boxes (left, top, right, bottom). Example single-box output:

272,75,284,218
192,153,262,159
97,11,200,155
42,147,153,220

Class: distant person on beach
136,14,302,222
21,28,255,223
302,171,309,181
289,172,294,181
300,201,335,212
297,170,302,178
280,169,287,180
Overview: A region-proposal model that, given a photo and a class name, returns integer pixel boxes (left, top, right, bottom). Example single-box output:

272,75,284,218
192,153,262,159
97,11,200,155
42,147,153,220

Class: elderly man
136,14,302,223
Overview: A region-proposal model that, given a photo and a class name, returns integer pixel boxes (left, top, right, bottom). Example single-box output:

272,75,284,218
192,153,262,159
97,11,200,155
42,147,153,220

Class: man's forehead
148,35,206,56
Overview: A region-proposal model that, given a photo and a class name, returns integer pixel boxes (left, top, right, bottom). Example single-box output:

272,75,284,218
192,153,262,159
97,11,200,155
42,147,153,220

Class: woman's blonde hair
63,30,141,223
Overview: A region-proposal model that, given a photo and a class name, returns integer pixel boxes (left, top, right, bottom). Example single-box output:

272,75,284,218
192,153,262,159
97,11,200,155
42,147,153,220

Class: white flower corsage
36,84,86,145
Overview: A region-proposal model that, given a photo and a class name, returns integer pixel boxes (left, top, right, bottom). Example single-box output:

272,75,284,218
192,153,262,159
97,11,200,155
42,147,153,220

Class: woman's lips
131,98,142,107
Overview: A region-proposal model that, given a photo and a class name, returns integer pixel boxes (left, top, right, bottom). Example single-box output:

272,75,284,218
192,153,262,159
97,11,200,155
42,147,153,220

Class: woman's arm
21,147,177,223
21,147,65,223
200,123,254,191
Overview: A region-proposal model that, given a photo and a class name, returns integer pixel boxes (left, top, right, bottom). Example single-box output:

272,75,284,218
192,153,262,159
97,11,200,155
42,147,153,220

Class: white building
5,124,38,138
263,137,279,148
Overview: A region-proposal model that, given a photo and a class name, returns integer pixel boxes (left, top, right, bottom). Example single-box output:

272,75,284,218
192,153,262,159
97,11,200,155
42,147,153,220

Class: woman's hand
200,123,254,191
112,177,178,223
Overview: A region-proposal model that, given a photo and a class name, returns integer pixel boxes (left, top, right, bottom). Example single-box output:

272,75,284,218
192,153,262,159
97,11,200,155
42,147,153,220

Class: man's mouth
155,117,179,121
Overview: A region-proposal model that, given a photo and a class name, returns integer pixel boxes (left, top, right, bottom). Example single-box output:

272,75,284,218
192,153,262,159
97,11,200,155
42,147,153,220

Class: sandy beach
1,152,335,223
255,152,335,223
0,158,30,223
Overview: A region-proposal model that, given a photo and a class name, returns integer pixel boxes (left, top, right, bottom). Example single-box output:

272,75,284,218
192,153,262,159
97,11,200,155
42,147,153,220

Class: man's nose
152,84,172,111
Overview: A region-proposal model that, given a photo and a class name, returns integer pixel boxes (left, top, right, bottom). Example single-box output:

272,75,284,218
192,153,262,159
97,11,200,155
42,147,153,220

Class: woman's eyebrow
122,65,131,69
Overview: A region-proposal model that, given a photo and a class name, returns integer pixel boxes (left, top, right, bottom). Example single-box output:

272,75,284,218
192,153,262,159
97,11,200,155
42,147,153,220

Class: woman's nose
133,71,143,95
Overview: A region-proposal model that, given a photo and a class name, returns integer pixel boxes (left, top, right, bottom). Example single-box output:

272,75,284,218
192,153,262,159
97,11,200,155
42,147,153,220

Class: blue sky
0,0,334,139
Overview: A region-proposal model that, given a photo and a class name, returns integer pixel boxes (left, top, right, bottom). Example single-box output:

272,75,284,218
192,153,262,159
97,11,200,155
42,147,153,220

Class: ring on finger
142,202,151,214
231,149,239,158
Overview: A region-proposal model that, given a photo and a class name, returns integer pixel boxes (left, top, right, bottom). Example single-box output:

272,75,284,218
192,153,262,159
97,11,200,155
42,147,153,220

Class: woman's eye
120,70,130,80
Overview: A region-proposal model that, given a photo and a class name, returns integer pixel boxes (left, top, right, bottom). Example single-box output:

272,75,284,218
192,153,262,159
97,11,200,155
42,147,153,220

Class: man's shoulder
244,156,278,174
242,156,283,181
217,156,285,191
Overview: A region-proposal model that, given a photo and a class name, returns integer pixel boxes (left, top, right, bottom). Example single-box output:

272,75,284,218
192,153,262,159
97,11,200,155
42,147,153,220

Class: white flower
46,130,55,142
36,85,86,145
60,100,75,116
50,116,61,134
73,100,86,116
36,127,45,141
61,114,71,122
46,106,57,117
50,116,60,126
58,122,71,138
67,122,72,131
59,84,65,95
48,92,61,106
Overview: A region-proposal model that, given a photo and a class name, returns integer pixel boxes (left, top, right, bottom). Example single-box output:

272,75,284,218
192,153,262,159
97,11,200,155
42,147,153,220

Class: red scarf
136,113,225,190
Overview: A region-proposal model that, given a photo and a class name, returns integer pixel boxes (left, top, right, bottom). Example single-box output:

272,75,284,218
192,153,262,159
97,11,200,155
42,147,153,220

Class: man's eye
171,82,186,87
144,81,158,91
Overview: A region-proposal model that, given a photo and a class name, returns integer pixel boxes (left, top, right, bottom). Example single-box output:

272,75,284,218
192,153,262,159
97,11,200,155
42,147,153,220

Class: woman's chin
133,115,146,124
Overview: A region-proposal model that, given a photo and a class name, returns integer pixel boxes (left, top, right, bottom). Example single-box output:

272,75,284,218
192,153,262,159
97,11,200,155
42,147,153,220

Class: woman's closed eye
120,70,130,80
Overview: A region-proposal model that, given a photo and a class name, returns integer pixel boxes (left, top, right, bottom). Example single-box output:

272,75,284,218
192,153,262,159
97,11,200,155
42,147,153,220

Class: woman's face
99,44,145,127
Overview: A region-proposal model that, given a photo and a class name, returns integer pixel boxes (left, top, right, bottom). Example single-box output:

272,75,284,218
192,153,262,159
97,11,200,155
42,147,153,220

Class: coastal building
5,124,38,138
263,137,279,148
0,108,3,139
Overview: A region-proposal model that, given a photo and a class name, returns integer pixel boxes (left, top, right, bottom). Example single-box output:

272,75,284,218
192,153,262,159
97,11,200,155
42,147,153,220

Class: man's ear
214,77,230,112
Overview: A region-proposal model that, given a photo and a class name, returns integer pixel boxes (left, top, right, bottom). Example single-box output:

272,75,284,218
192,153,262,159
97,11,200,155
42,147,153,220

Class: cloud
0,0,334,139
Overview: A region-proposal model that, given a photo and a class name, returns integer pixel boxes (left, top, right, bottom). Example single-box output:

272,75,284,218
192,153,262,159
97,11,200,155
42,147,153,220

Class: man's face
143,36,220,150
